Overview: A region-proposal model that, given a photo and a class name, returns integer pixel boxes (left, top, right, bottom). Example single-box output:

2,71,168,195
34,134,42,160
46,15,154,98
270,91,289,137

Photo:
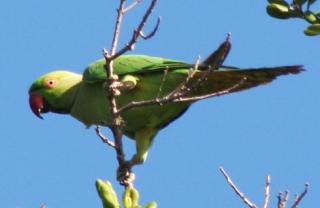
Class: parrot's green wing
83,54,303,98
83,55,195,83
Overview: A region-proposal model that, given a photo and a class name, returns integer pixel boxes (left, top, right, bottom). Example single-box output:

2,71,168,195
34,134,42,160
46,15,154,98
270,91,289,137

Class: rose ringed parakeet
29,46,303,165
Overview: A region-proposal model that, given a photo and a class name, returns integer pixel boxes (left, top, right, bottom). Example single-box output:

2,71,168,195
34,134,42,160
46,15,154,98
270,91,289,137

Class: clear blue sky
1,0,319,207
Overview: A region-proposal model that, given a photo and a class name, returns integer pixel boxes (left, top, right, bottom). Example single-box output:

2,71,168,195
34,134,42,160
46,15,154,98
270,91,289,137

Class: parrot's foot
116,155,145,186
130,154,145,166
117,161,136,186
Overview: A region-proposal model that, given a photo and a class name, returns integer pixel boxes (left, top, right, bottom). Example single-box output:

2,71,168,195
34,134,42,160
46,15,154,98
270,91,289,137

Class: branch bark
219,166,257,208
101,0,159,187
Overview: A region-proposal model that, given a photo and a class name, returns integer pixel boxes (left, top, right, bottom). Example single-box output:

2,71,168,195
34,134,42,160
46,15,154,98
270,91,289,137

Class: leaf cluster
267,0,320,35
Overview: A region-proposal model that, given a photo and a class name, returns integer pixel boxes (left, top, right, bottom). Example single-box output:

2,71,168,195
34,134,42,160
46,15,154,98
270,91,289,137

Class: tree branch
95,126,117,148
263,175,271,208
99,0,160,187
291,183,309,208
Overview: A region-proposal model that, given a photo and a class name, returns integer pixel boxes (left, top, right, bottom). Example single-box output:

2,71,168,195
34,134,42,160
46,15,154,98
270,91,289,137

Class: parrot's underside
29,42,303,166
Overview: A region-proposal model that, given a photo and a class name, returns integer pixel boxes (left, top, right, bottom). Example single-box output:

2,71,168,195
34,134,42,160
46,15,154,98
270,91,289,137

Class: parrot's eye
44,78,57,89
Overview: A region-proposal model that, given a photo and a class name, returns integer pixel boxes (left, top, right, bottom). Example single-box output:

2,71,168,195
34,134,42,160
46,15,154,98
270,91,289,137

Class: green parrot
29,42,303,166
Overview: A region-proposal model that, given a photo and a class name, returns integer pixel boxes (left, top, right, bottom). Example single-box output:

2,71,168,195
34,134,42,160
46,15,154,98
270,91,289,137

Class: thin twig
219,167,257,208
95,126,117,148
291,183,309,208
123,0,143,13
156,67,169,99
117,76,246,114
165,56,200,98
111,0,160,60
263,175,271,208
140,16,161,40
109,0,126,58
170,77,246,102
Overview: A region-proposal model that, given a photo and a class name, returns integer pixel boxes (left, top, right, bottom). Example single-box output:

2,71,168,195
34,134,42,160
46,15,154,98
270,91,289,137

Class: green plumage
29,54,303,164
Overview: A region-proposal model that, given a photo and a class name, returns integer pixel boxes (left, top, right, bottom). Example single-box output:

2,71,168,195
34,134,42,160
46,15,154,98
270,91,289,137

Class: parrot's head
29,71,82,119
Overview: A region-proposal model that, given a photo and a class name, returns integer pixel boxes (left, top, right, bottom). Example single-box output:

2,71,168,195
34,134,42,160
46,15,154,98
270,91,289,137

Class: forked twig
117,76,246,114
219,167,257,208
278,191,290,208
123,0,143,13
109,0,160,61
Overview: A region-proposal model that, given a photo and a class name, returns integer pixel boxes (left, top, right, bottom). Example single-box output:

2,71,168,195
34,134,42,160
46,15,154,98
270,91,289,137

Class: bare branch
123,0,143,13
219,167,257,208
291,183,309,208
95,126,117,148
278,191,290,208
263,175,271,208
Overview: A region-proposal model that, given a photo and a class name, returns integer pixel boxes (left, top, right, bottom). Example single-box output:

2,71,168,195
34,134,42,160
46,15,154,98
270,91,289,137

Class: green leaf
304,11,319,23
123,186,140,208
142,201,158,208
96,180,121,208
304,24,320,35
267,3,291,19
268,0,288,4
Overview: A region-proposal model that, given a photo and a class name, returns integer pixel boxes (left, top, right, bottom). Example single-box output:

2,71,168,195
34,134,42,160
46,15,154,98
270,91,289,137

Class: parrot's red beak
29,93,44,119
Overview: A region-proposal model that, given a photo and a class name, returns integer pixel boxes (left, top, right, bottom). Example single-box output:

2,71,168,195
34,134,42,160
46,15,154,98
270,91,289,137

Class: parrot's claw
116,155,144,186
117,161,136,186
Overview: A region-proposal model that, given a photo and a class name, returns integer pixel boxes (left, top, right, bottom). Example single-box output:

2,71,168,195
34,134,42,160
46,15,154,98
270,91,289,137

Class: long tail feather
185,65,304,97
